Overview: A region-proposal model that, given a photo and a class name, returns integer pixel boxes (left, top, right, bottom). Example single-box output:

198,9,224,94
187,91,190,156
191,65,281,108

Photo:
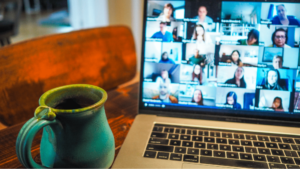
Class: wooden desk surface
0,82,139,168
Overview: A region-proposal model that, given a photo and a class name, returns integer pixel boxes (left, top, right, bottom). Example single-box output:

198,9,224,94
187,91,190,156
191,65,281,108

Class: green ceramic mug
16,84,115,168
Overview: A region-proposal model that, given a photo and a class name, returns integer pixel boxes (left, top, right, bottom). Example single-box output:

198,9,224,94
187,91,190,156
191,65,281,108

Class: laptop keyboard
144,124,300,169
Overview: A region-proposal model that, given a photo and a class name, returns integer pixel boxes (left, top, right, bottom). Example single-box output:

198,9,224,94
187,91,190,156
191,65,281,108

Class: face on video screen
142,0,300,117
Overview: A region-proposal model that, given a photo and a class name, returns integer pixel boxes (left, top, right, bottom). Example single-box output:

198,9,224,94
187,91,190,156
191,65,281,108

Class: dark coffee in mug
54,96,97,109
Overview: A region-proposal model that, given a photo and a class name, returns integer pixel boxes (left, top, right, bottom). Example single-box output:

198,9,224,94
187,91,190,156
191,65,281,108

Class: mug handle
16,106,59,168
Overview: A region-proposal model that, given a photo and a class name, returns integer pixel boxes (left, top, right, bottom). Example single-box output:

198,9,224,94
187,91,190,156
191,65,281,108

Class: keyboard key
287,165,300,169
291,145,300,151
266,142,278,149
228,139,240,145
253,141,265,147
198,130,209,136
170,140,181,146
227,152,239,159
258,148,271,155
222,133,233,138
187,130,197,135
175,147,186,154
210,132,221,137
180,135,191,140
269,163,286,169
144,151,156,158
267,156,280,163
285,150,298,157
245,147,257,153
240,153,253,160
175,129,185,134
270,137,282,142
194,142,206,148
146,144,174,152
183,155,199,163
214,151,225,157
182,141,193,147
283,138,295,144
220,144,231,151
271,149,284,156
241,140,252,146
192,136,203,142
280,157,295,164
170,153,182,161
258,136,269,142
207,143,218,150
294,158,300,165
232,146,244,152
157,152,169,160
152,126,163,132
253,154,266,161
295,139,300,144
246,135,257,140
279,144,291,150
201,149,212,156
188,148,199,155
164,128,174,133
151,132,167,138
204,137,215,143
216,138,227,144
149,138,169,145
200,156,268,168
168,134,179,139
234,133,245,139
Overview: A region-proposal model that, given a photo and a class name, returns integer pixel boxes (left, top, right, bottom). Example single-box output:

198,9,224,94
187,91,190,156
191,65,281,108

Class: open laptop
112,0,300,168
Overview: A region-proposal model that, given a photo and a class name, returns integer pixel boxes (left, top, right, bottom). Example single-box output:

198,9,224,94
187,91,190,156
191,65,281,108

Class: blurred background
0,0,144,68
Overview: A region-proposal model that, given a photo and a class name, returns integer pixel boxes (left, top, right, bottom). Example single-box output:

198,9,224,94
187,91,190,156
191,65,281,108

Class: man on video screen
193,6,213,24
151,22,173,42
152,82,178,103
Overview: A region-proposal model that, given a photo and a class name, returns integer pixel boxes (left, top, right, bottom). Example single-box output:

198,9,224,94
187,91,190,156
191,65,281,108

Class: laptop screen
140,0,300,121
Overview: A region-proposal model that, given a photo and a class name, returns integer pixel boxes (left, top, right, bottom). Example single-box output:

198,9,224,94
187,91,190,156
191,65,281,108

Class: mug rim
39,84,107,114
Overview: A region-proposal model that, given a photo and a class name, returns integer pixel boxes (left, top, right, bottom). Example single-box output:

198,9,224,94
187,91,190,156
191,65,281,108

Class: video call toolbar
142,0,300,114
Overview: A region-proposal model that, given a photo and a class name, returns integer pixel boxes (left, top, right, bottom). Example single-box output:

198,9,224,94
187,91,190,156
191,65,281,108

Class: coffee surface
54,96,97,109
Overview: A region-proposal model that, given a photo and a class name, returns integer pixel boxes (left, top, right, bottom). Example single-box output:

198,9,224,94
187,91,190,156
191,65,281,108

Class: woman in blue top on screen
151,22,173,42
224,92,242,109
191,90,204,106
225,67,247,88
159,52,175,64
271,4,300,26
263,69,287,90
268,28,291,48
157,3,175,22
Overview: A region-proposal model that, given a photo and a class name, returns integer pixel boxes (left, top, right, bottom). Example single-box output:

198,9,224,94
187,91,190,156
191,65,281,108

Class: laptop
112,0,300,168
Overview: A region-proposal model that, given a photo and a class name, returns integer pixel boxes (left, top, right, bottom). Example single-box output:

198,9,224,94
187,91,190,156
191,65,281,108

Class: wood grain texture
0,26,137,126
0,82,139,168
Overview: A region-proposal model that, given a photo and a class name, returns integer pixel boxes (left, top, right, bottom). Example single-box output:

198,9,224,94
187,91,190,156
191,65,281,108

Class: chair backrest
0,26,137,126
0,0,22,37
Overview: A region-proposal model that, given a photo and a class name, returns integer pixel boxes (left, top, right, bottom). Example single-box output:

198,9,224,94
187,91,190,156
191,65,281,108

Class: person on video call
156,69,171,85
158,3,175,22
151,22,173,42
263,69,287,90
191,89,204,106
225,50,243,66
193,6,213,24
271,4,300,26
224,91,242,109
188,49,206,66
152,82,178,103
269,28,291,48
238,29,260,46
192,24,212,44
192,64,203,85
272,55,283,69
159,52,175,64
172,27,182,42
225,67,247,88
270,97,284,111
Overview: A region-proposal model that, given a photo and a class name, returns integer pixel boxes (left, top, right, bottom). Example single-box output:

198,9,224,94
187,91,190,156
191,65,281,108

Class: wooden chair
0,26,137,126
0,0,22,46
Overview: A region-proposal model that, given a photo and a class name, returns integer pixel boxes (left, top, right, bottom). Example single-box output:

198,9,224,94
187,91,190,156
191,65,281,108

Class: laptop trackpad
182,163,233,169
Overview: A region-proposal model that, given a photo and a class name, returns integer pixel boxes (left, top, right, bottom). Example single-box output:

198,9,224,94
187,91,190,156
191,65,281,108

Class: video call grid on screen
142,0,300,115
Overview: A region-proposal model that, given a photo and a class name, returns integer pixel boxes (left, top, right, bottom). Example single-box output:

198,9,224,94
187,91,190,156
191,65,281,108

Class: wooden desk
0,82,139,168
